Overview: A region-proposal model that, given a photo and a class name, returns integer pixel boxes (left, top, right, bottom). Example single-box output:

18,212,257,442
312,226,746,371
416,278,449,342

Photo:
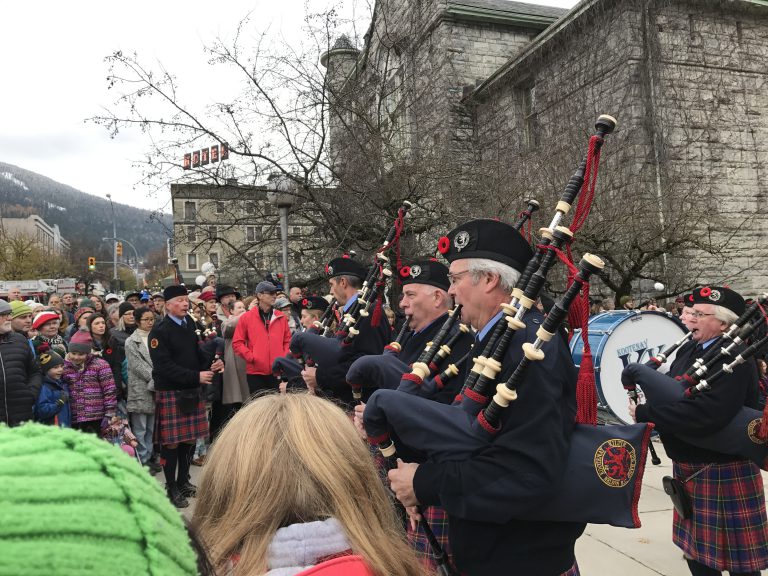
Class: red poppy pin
399,266,411,278
150,338,159,349
437,236,450,255
699,286,712,298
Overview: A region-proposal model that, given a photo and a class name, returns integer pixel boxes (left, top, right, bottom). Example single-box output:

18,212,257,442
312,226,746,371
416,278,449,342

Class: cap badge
326,265,334,276
454,230,470,252
410,265,422,278
709,289,721,302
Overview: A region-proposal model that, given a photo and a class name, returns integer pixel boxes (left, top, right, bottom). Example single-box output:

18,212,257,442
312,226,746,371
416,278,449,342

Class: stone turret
320,35,360,97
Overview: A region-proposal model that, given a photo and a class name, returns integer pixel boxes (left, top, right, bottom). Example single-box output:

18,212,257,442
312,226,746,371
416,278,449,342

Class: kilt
673,460,768,572
560,561,579,576
406,506,452,571
155,389,208,445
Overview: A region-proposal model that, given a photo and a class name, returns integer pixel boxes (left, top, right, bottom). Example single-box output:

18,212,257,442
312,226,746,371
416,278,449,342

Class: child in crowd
33,345,71,428
101,415,140,459
63,329,117,436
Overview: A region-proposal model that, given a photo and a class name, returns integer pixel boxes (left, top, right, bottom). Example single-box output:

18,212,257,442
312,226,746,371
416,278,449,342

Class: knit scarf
265,518,352,576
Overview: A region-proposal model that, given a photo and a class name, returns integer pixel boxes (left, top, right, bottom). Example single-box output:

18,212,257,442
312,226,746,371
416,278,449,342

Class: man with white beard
0,300,42,426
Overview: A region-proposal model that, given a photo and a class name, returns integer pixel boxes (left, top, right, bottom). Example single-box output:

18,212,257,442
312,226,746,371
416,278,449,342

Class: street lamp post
106,194,117,289
266,174,297,293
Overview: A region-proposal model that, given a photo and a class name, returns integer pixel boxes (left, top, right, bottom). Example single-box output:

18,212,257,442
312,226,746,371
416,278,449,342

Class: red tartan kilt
155,389,208,445
406,506,452,570
673,460,768,572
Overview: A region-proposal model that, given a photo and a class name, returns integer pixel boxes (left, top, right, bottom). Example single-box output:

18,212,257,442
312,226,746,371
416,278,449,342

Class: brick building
323,0,768,297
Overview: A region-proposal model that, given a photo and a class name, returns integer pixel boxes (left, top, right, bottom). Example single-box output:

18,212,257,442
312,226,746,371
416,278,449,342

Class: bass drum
570,310,686,424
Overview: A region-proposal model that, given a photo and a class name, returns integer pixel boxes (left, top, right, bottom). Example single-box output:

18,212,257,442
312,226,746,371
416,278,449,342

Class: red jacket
297,555,374,575
232,308,291,375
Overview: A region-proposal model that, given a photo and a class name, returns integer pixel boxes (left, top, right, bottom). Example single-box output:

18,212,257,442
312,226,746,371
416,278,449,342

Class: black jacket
0,331,42,426
412,310,585,575
316,302,391,407
399,313,474,404
149,316,212,391
636,338,760,463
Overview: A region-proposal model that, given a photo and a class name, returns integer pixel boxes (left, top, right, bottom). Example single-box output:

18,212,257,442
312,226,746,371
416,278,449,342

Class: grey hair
466,258,521,293
713,305,738,326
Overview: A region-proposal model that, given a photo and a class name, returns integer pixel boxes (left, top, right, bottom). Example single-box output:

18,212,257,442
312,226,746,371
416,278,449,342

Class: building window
187,253,198,270
521,84,539,149
215,201,225,214
184,201,197,220
208,225,217,240
292,226,301,236
186,226,195,242
210,252,219,268
246,226,263,242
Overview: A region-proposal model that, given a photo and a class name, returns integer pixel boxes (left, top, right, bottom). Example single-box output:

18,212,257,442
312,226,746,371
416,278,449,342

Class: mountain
0,162,170,263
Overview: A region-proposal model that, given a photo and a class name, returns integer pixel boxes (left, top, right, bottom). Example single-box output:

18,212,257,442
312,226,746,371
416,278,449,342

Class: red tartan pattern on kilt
406,506,452,571
155,389,208,445
672,460,768,572
559,561,580,576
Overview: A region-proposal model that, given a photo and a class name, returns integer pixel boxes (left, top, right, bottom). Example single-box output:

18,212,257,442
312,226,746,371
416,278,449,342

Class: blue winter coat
34,376,71,428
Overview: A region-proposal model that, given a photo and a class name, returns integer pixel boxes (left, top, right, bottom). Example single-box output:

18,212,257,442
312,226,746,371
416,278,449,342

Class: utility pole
106,194,117,289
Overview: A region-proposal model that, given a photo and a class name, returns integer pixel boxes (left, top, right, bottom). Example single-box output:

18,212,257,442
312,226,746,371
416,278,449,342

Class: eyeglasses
140,317,155,323
689,310,716,320
447,270,472,286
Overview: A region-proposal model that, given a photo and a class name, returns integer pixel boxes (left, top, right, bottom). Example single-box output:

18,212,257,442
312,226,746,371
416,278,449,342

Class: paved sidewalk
577,439,768,575
170,440,768,575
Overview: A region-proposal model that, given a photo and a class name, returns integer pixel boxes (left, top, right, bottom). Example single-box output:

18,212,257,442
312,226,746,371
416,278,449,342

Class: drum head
574,311,686,424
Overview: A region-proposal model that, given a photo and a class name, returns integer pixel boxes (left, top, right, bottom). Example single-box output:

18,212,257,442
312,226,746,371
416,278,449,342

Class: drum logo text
594,438,636,488
747,419,768,445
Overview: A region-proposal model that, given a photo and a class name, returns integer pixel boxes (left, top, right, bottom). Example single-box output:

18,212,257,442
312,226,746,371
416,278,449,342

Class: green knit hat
0,424,198,575
9,300,33,319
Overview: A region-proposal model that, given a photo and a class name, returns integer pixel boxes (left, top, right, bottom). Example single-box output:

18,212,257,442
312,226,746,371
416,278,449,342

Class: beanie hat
74,306,95,323
32,310,60,330
118,302,135,319
0,424,198,575
9,300,33,319
79,298,97,310
198,291,215,303
38,347,65,371
68,329,93,354
0,300,10,315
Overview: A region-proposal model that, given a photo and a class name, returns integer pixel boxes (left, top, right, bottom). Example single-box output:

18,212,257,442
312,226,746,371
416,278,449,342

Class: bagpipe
622,299,768,470
272,201,413,383
346,306,473,401
346,199,538,402
363,115,659,529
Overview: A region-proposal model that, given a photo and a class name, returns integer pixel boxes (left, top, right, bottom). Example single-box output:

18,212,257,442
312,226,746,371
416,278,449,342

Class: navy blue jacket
34,376,71,427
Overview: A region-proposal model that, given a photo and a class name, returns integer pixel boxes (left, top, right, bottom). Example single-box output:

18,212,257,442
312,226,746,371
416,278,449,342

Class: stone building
0,215,70,255
170,181,321,292
323,0,768,297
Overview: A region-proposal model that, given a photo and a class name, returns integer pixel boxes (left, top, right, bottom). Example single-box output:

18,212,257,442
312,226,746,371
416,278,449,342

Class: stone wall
468,0,768,297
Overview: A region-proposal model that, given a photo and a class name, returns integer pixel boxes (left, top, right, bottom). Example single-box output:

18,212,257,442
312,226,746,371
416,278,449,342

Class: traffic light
88,257,96,271
116,242,123,257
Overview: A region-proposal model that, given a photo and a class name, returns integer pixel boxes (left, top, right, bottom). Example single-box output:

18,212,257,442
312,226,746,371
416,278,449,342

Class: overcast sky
0,0,578,213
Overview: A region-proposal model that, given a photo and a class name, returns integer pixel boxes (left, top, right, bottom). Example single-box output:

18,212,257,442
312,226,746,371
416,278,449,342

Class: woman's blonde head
194,393,425,576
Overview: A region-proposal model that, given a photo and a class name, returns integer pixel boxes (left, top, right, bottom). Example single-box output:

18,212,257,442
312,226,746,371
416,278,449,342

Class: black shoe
147,462,163,475
167,484,189,508
178,481,197,498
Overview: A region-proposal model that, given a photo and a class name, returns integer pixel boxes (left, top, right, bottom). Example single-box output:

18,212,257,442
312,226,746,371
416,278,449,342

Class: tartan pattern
406,506,452,571
155,389,208,445
559,561,580,576
672,460,768,572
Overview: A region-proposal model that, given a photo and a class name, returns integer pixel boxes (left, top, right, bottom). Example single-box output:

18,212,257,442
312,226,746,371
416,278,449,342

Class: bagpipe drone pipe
272,202,413,383
365,254,654,528
623,329,768,471
346,306,473,401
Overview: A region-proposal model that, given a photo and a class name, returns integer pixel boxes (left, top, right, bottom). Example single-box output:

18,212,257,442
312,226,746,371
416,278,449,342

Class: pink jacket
232,308,291,375
297,555,374,575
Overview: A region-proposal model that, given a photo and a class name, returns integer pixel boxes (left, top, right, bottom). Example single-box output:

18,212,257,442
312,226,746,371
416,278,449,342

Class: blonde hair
193,393,427,576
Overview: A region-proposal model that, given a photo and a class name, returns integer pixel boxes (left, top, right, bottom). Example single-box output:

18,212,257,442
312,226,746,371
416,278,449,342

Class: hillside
0,162,170,263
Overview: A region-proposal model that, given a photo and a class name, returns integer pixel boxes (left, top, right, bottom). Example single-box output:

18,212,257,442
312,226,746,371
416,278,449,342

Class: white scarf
265,518,351,576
